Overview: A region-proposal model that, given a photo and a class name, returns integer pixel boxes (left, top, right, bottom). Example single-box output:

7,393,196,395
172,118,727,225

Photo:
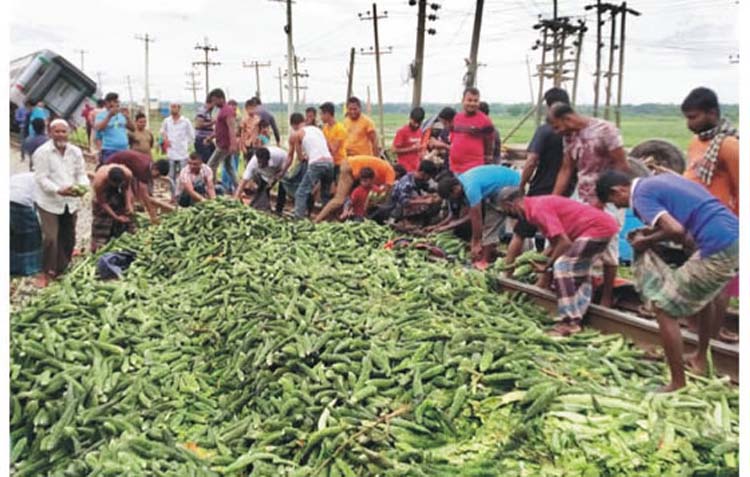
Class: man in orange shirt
681,86,739,343
319,102,348,181
343,97,379,157
314,156,395,223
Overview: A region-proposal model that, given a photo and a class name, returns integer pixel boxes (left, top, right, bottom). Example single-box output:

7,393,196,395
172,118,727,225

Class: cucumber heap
11,199,738,476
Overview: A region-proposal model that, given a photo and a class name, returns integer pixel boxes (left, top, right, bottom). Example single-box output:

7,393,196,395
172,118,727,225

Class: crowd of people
9,83,738,391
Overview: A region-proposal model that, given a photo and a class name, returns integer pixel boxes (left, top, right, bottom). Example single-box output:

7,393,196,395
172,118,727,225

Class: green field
70,108,729,158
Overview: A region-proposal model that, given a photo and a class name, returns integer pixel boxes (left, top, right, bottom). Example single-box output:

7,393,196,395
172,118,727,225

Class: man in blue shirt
27,101,49,138
436,165,521,268
95,92,134,163
596,171,738,392
16,100,32,160
22,118,49,171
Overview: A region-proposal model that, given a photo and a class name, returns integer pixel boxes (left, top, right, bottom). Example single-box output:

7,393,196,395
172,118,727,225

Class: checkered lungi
10,202,42,276
633,241,738,318
553,237,611,322
91,191,135,252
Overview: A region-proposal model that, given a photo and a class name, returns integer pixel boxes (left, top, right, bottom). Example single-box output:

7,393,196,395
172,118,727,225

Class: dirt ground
9,143,95,311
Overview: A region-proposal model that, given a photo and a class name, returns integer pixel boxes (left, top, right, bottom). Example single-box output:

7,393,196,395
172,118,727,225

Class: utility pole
571,20,587,106
366,86,372,115
126,75,135,117
292,56,309,109
346,47,356,104
270,0,296,119
615,2,640,128
464,0,485,88
193,38,220,97
585,0,609,117
603,7,617,121
411,0,427,109
74,49,88,71
525,55,535,105
243,60,271,100
533,28,548,125
185,70,201,104
96,72,104,93
275,67,286,136
134,33,155,126
359,3,389,152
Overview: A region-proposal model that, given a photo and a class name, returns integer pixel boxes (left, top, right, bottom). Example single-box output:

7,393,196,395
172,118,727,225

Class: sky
9,0,740,106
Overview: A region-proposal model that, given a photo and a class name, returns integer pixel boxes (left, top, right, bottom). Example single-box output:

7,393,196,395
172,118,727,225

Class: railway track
495,276,739,383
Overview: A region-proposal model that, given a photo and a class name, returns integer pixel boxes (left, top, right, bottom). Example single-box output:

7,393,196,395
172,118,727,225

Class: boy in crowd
342,167,376,221
498,188,619,336
314,156,396,223
128,112,154,156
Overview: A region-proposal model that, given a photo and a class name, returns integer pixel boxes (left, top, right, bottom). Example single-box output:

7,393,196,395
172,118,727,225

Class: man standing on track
206,89,240,192
160,103,195,183
32,119,89,287
448,88,496,175
549,102,630,308
392,107,425,173
278,113,335,219
597,171,738,392
498,188,620,336
681,87,739,343
343,97,379,157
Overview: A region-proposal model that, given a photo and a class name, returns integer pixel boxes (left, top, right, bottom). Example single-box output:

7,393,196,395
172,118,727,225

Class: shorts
633,241,738,318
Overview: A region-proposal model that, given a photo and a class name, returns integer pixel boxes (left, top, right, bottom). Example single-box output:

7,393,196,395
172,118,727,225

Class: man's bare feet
34,273,50,288
684,353,707,375
657,381,685,393
473,259,489,271
547,321,582,337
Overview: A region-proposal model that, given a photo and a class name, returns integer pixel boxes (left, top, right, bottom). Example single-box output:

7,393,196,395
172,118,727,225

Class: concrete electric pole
359,3,390,152
243,60,272,100
193,38,220,97
134,33,155,125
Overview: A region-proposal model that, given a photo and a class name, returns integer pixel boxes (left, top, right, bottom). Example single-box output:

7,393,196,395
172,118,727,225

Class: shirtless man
90,164,135,252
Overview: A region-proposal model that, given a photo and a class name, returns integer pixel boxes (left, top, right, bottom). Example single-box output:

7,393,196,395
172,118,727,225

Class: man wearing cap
498,189,620,336
435,165,520,268
32,119,89,287
160,103,195,183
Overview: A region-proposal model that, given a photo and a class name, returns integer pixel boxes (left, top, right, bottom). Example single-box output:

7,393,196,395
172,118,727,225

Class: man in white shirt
160,103,196,183
277,113,334,218
32,119,89,287
234,146,287,210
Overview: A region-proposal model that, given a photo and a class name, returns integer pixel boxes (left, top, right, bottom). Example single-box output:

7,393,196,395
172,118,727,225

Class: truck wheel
629,139,686,174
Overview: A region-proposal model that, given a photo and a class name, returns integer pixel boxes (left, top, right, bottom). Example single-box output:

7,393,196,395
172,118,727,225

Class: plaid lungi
553,237,610,321
632,241,738,318
91,192,135,252
10,202,42,276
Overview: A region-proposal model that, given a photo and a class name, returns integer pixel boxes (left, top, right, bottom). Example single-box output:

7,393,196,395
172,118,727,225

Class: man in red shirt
206,88,240,190
499,188,619,336
449,87,495,174
392,107,425,172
